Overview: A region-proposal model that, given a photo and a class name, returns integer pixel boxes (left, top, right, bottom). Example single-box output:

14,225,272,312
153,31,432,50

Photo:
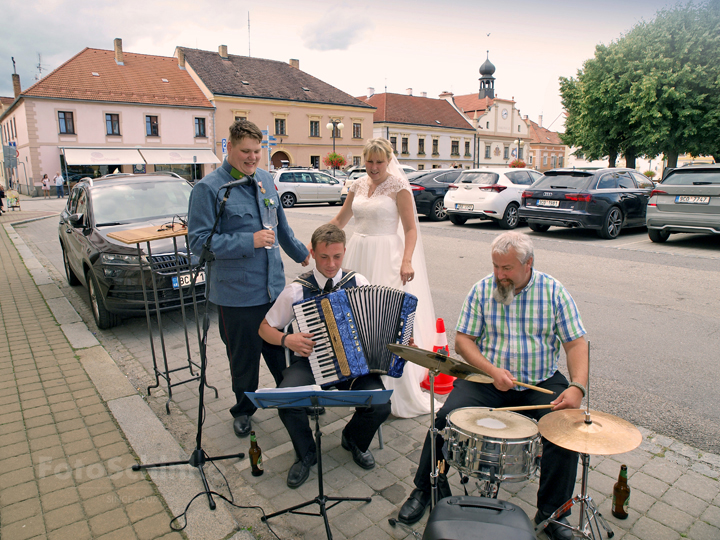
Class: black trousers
278,359,391,460
413,371,578,517
217,303,287,418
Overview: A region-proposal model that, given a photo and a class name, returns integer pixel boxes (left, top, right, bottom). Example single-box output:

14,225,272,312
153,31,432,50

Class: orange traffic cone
420,318,456,394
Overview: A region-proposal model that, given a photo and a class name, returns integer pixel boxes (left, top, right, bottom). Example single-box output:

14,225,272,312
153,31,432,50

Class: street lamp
326,119,344,176
516,137,523,163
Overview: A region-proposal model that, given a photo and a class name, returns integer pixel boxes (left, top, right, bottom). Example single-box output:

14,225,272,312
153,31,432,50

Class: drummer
397,231,588,540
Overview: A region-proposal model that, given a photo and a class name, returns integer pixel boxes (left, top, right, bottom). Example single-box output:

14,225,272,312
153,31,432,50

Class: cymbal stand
427,361,441,510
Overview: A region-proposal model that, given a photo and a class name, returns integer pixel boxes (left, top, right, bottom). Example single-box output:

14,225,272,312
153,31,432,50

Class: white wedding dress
344,174,439,418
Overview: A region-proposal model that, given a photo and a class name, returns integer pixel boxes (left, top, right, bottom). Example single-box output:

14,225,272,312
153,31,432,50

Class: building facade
177,46,375,171
526,117,567,172
0,39,218,194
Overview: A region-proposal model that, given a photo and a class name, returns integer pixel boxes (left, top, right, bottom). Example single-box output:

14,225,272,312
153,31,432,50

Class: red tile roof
357,93,474,130
22,48,213,108
527,119,564,146
0,97,14,107
452,93,495,117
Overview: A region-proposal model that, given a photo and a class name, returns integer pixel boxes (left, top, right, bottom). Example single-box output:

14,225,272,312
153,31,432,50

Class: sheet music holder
247,388,392,540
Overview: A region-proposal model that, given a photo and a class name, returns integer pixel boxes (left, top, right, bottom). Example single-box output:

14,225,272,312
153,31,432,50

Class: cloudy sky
2,0,675,131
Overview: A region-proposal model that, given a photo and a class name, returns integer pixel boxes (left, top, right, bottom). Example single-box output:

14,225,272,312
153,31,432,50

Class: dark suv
58,173,204,329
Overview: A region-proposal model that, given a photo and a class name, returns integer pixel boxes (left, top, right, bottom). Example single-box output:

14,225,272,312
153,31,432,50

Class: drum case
421,496,535,540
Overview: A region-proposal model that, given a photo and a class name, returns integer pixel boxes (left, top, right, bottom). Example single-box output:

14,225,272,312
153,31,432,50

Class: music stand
247,388,392,540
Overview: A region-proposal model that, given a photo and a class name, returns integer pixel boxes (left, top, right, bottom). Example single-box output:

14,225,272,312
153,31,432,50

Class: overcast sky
2,0,676,132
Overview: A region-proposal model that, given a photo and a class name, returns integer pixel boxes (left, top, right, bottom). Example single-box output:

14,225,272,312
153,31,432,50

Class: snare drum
444,407,541,483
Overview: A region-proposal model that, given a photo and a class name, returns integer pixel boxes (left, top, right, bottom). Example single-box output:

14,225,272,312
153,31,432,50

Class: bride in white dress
330,138,438,418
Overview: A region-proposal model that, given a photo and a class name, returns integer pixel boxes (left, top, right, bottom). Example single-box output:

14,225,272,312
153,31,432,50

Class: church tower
478,51,496,99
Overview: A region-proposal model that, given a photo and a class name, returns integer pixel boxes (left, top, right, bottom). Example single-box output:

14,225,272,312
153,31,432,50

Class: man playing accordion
259,224,391,488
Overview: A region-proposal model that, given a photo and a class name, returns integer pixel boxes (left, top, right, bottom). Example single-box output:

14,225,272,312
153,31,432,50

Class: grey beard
492,282,516,306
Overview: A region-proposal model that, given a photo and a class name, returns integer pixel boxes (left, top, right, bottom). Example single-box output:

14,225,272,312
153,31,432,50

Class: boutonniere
264,198,275,208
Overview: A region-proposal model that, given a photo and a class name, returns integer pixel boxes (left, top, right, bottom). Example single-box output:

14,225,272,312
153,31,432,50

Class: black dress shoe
341,433,375,469
233,415,251,438
535,511,574,540
398,488,431,524
287,450,317,488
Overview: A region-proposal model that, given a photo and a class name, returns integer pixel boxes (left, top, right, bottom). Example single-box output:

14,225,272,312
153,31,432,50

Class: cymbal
538,409,642,455
387,344,490,381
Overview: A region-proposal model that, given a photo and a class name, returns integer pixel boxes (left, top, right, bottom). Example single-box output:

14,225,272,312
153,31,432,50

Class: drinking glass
262,206,278,249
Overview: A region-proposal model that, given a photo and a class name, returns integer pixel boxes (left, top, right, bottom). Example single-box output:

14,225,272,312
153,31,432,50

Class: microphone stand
132,185,246,510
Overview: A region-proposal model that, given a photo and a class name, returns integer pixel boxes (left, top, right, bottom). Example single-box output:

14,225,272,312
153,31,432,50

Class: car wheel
648,228,670,243
429,198,447,221
528,222,550,233
87,270,119,329
598,206,623,239
281,193,296,208
62,246,80,286
498,203,520,229
449,214,467,225
328,201,338,206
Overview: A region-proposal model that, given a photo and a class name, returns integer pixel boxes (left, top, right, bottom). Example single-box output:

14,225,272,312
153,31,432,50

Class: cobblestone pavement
4,194,720,540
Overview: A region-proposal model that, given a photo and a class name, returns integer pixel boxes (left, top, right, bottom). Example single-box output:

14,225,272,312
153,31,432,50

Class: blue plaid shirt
456,269,586,387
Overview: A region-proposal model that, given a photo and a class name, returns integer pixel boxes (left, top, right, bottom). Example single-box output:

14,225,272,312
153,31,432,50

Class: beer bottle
611,464,630,519
249,431,264,477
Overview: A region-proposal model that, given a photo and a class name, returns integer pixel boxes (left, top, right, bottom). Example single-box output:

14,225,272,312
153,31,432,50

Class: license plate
538,200,559,207
455,203,474,210
675,195,710,204
172,271,205,289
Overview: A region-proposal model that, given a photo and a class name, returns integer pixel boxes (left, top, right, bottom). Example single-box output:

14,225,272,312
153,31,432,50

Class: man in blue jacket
188,120,309,438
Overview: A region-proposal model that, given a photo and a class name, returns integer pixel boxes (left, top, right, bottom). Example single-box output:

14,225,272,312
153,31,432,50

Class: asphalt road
18,205,720,454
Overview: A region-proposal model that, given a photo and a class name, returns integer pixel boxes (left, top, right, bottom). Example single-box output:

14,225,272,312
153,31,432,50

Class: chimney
289,59,299,69
439,91,454,99
421,91,427,98
177,49,186,70
538,114,543,128
367,87,375,98
406,88,412,96
114,38,124,65
12,73,21,99
219,45,228,59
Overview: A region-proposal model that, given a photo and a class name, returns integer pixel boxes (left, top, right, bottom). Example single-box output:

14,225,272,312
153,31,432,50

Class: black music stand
247,388,392,540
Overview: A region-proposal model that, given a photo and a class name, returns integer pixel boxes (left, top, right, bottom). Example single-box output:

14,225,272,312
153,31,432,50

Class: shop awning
139,148,221,165
63,148,144,165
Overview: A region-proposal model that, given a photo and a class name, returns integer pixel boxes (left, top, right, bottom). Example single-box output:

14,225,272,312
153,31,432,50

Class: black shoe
305,406,325,415
233,415,251,438
341,433,375,469
398,488,431,525
535,511,573,540
287,450,317,488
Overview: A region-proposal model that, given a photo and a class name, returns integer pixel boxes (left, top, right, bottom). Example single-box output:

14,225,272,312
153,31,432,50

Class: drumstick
465,373,555,395
514,381,555,395
492,404,555,412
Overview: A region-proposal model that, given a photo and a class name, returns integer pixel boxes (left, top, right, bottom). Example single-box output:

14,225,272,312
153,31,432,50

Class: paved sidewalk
3,195,720,540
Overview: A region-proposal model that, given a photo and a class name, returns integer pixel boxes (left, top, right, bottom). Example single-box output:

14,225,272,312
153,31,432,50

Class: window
353,122,362,138
432,164,440,169
402,137,409,154
418,164,425,170
451,141,459,156
146,115,159,137
543,155,548,166
432,139,439,156
390,137,397,152
551,156,557,168
486,121,490,129
464,141,471,156
632,172,654,189
275,118,286,136
310,155,320,168
558,156,564,167
485,145,491,159
235,116,246,122
418,138,425,155
353,156,361,166
195,117,206,138
106,114,120,136
529,154,534,165
58,111,75,134
310,120,320,137
503,146,509,160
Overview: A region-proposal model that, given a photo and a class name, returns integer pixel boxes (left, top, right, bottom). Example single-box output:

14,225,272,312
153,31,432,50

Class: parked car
407,169,463,221
444,168,543,229
341,164,417,202
272,167,343,208
646,164,720,242
58,174,204,329
519,168,655,239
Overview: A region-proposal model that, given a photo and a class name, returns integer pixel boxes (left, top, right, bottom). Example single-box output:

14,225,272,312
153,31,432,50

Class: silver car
272,168,343,208
646,164,720,242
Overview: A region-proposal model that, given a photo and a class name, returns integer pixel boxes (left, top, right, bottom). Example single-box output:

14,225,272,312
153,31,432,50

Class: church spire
478,51,495,99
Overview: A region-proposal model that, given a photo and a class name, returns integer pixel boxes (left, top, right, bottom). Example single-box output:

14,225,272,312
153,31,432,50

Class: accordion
292,286,418,387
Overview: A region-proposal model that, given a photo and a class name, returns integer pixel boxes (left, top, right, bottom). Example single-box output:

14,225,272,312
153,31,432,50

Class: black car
519,168,655,239
59,174,204,329
408,169,463,221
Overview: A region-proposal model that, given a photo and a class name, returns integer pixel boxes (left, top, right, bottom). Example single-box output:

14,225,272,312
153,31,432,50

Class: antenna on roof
248,12,251,57
35,53,49,81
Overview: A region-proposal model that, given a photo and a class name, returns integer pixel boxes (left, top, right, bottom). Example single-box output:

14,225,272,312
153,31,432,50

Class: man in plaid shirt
398,232,588,540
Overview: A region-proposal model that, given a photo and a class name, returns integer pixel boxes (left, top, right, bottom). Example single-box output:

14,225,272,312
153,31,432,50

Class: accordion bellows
292,286,418,387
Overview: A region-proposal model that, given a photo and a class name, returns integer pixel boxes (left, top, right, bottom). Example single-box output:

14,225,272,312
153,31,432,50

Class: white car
444,168,543,229
272,168,343,208
341,164,417,202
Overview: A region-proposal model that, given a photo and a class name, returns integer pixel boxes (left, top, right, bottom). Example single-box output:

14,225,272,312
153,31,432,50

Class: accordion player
292,285,418,387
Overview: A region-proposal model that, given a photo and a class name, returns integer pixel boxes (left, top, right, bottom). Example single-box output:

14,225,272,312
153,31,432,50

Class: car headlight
101,253,143,265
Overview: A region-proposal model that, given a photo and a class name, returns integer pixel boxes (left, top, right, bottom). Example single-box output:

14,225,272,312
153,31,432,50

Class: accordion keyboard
293,300,344,386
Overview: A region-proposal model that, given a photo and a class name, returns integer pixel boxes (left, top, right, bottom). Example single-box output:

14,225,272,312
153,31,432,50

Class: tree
560,0,720,168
